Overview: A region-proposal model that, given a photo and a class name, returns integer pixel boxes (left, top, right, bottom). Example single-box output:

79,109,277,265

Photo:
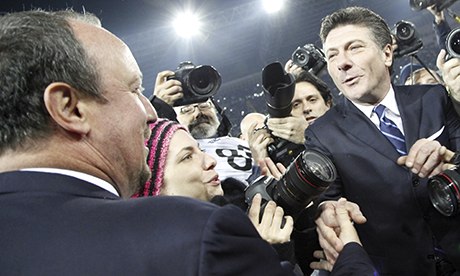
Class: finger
276,163,287,174
417,147,442,178
436,49,447,71
336,198,362,245
169,92,184,102
316,215,342,260
319,201,340,227
264,157,283,179
260,201,276,227
316,225,340,262
155,70,174,86
397,155,407,166
270,206,285,230
313,250,326,260
403,139,427,168
284,59,294,72
282,215,294,231
410,141,441,177
428,162,444,178
310,259,333,272
248,193,262,224
439,146,456,163
345,201,367,224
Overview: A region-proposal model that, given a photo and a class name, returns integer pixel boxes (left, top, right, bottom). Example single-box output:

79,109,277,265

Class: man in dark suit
0,10,299,275
307,6,460,275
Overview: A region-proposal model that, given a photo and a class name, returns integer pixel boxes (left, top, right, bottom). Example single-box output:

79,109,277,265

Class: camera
245,149,337,218
392,20,423,59
291,44,327,75
446,27,460,59
428,166,460,217
409,0,458,11
262,62,305,166
168,61,222,106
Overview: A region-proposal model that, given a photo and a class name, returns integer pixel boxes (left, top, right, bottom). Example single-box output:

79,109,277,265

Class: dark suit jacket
305,85,460,275
0,171,294,276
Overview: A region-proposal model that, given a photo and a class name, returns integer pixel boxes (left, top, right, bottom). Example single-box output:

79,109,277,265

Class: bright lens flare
262,0,284,13
173,11,202,38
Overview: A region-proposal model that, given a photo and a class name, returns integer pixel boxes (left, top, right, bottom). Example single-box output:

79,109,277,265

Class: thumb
336,198,362,245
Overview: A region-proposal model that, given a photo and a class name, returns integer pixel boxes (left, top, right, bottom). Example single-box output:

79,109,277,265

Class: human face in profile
161,129,223,201
71,20,157,197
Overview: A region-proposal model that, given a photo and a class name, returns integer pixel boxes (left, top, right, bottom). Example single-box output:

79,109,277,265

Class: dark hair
320,7,392,51
295,71,332,105
0,10,103,154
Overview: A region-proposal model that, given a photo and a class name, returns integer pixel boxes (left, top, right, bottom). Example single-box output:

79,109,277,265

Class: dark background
1,0,460,135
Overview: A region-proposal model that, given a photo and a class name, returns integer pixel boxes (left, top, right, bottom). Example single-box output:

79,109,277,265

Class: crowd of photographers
148,2,460,275
3,1,460,276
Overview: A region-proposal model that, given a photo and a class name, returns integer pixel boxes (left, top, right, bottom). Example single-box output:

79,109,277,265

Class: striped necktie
373,104,407,155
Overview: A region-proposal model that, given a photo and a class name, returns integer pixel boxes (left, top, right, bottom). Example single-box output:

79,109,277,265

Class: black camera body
168,61,222,107
261,62,304,166
428,165,460,217
392,20,423,59
410,0,458,11
446,27,460,60
291,44,327,75
245,149,337,219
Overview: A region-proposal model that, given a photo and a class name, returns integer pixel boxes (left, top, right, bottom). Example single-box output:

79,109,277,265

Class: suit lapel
394,85,421,148
339,99,401,161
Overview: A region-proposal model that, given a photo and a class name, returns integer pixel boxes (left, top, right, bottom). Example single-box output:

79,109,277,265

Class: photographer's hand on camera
284,59,304,79
397,138,444,178
267,116,308,145
315,200,367,265
259,157,286,180
248,193,294,245
437,49,460,103
153,70,183,106
247,122,273,164
427,5,445,25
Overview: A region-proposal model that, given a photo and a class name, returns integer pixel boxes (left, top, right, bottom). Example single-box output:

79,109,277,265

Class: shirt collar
21,168,120,196
351,85,399,119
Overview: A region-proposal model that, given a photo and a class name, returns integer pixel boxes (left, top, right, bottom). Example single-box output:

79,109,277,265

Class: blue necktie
373,104,407,155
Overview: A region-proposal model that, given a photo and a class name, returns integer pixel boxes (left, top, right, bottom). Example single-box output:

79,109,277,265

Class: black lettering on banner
216,145,252,171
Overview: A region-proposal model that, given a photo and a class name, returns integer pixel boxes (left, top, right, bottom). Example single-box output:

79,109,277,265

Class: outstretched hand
247,193,294,244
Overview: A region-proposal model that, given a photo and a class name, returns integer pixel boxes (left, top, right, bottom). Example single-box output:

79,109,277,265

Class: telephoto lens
446,28,460,59
428,167,460,217
245,149,337,218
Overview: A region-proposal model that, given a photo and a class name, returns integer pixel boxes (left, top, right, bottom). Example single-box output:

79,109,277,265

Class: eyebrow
326,39,365,53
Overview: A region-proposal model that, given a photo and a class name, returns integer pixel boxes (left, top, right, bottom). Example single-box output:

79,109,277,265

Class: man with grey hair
0,9,301,275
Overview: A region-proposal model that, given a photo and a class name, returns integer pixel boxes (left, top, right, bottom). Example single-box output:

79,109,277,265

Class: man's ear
43,82,90,135
383,43,394,67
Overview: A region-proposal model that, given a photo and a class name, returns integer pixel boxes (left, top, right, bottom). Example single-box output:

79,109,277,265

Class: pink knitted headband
133,119,187,197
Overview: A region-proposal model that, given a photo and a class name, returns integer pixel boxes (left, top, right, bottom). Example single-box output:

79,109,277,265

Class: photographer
248,69,332,166
151,67,254,187
150,70,183,121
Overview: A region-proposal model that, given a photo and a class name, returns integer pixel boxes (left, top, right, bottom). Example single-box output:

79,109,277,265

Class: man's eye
133,86,145,95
